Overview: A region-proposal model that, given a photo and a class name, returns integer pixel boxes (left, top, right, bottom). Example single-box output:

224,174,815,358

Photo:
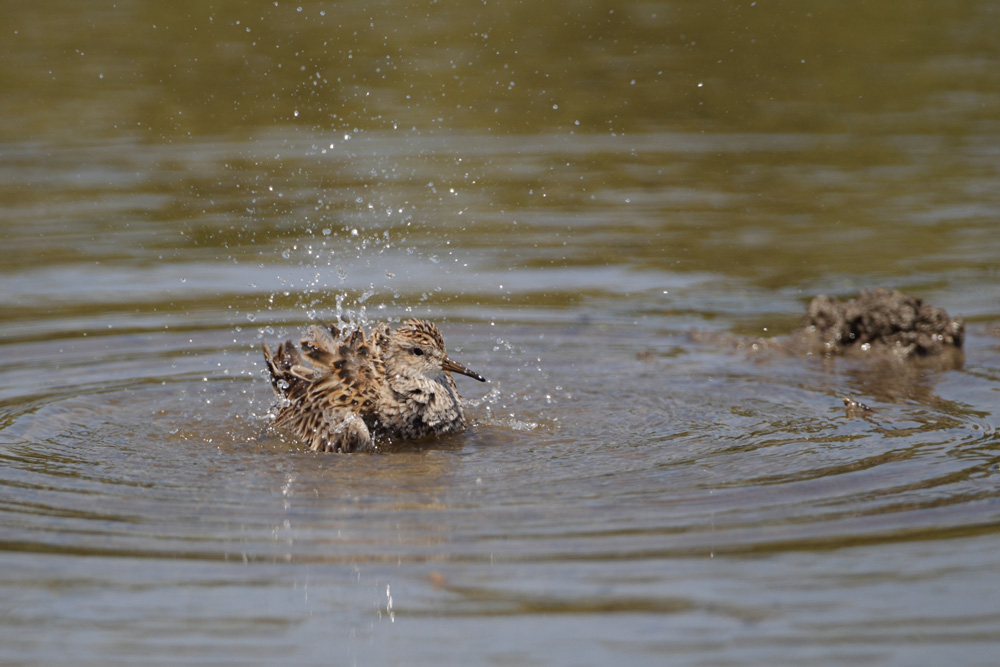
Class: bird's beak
442,357,486,382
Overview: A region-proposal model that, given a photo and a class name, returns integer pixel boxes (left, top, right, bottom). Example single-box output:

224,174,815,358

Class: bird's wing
261,323,386,452
299,324,383,412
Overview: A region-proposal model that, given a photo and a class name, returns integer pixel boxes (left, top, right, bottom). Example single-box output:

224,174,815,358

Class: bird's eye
411,347,424,356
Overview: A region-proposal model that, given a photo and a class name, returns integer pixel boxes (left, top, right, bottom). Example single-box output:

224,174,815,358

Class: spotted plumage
262,319,485,452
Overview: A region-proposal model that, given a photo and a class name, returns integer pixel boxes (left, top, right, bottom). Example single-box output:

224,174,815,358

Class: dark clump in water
690,287,966,375
799,287,964,365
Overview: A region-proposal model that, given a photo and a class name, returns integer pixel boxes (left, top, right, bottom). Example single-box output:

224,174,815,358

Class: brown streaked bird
262,318,486,452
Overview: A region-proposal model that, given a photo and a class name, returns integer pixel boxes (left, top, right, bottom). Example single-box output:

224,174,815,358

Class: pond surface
2,1,1000,664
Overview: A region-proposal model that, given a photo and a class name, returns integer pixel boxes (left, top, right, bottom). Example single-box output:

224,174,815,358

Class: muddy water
2,1,1000,664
